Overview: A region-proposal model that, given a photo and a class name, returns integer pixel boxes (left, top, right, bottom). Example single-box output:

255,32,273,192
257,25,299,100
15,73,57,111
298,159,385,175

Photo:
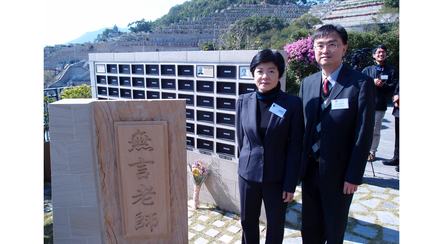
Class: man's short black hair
312,24,348,45
250,49,285,79
372,45,387,54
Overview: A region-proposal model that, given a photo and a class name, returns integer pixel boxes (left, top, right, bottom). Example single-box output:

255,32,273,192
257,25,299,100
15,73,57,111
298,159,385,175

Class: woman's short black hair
311,24,348,45
250,49,285,79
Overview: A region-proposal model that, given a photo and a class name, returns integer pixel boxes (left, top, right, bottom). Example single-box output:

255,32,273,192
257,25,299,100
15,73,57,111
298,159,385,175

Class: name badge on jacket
331,98,349,110
381,75,388,80
269,103,286,118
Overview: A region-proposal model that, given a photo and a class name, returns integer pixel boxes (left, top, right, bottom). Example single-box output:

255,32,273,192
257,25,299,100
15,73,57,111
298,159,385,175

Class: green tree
289,13,323,30
345,26,399,72
225,15,286,50
44,95,55,140
95,25,122,42
60,84,92,99
128,18,152,33
44,85,91,140
227,20,247,50
223,12,320,51
385,0,399,8
44,71,56,89
201,41,217,51
374,0,399,34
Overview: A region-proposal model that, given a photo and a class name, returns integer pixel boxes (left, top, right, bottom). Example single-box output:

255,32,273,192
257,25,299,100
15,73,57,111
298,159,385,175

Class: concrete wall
187,151,240,213
186,151,268,222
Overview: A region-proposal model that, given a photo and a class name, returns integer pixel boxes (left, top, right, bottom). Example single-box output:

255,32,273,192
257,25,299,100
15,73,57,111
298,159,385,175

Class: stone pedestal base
50,99,188,243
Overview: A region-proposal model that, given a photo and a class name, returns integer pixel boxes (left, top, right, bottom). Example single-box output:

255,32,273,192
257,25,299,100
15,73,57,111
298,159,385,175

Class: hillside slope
65,27,129,44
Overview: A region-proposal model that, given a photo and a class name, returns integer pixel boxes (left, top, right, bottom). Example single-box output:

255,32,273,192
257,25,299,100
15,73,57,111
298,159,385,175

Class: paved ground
187,103,399,244
188,183,399,244
363,104,399,189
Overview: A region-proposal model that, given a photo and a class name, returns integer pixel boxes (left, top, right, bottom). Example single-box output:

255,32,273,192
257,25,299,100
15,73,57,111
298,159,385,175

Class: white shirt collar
322,63,343,88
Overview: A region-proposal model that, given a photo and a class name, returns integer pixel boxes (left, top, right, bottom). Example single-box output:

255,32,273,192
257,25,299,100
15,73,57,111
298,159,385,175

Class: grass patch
44,183,53,244
44,210,53,244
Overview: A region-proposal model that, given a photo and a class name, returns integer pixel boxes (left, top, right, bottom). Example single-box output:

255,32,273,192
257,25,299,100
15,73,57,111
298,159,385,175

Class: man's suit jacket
392,81,399,118
299,65,376,192
236,90,304,193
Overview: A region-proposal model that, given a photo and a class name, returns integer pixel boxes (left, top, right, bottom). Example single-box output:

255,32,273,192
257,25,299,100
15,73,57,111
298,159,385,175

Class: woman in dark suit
236,49,304,244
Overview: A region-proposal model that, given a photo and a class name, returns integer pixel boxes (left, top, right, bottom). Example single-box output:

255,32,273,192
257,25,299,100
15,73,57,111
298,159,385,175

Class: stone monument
50,98,187,243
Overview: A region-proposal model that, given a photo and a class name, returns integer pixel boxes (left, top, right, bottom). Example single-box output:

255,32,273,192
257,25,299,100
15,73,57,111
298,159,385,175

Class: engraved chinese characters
128,129,154,152
114,121,171,238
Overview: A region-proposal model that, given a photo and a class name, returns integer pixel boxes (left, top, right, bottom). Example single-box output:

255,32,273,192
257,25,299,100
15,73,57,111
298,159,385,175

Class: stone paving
187,182,399,244
187,104,399,244
362,104,399,189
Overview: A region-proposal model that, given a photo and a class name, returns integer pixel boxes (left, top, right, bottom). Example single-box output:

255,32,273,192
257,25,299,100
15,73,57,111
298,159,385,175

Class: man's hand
343,181,358,194
393,95,399,108
283,191,294,202
374,78,384,87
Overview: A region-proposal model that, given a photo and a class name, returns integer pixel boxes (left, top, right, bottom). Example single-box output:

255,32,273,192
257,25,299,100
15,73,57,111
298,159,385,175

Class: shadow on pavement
363,177,399,190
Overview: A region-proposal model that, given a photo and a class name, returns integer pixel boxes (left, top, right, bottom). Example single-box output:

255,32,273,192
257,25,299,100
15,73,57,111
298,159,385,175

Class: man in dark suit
298,24,375,244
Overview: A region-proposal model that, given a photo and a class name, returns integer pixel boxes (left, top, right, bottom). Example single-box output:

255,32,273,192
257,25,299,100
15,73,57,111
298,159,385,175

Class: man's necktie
323,78,330,94
311,78,332,162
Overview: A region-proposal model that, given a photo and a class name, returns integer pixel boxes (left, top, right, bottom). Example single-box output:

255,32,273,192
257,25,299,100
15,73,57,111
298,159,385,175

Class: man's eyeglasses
314,43,343,52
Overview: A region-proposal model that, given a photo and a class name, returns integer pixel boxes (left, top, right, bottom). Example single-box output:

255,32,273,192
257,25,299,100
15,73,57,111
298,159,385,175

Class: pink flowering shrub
284,36,320,94
285,36,316,66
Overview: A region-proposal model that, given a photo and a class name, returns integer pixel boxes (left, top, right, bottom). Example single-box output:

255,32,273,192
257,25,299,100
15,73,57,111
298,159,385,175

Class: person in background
384,81,400,170
236,49,304,244
362,45,398,162
299,24,375,244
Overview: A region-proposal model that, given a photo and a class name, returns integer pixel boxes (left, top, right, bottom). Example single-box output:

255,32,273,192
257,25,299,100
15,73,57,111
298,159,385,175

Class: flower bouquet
188,160,210,209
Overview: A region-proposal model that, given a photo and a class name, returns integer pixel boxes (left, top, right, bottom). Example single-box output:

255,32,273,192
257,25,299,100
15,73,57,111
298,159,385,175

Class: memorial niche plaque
114,121,171,239
196,65,214,78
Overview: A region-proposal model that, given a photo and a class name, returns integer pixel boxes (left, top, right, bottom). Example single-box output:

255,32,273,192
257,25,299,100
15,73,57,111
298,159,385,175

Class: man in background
384,81,400,170
362,45,398,163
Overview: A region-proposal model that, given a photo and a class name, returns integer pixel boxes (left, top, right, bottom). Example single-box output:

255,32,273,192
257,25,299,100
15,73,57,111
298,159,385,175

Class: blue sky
44,0,187,46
